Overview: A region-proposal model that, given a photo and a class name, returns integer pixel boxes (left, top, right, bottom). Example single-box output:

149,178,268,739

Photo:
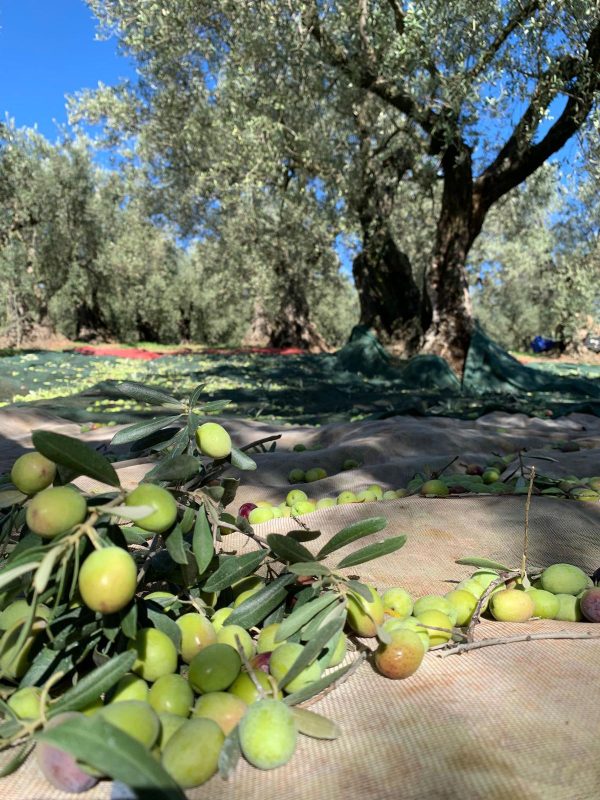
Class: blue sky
0,0,133,140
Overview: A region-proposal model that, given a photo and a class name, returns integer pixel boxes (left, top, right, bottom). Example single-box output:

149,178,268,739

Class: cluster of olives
240,485,408,524
286,457,364,484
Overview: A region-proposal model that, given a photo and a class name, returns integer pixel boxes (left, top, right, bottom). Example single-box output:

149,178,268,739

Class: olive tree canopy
75,0,600,368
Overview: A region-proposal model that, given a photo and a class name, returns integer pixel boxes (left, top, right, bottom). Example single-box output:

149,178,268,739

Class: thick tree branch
303,1,438,135
386,0,405,35
467,0,545,82
474,20,600,220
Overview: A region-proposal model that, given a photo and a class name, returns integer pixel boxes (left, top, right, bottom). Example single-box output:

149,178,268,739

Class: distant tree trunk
353,226,427,358
243,269,327,352
421,143,477,372
351,134,428,357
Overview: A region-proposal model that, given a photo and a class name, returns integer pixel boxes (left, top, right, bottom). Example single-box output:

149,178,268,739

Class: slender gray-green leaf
188,383,205,410
0,742,33,777
32,431,120,488
0,717,23,740
111,414,183,447
376,624,392,645
203,550,267,593
122,526,153,545
300,600,347,642
145,609,182,650
192,506,214,577
455,557,513,570
120,601,138,640
165,525,188,566
180,507,195,534
145,455,201,483
229,447,257,471
36,715,185,798
225,574,296,629
336,535,407,569
151,426,189,454
33,546,63,594
276,592,340,642
283,659,357,706
99,504,155,522
287,562,332,578
49,650,136,715
107,381,182,408
0,489,27,509
278,613,345,690
218,727,241,780
220,478,239,508
197,399,232,414
317,517,387,558
266,534,317,564
287,529,322,543
0,561,41,592
291,707,341,739
344,579,373,603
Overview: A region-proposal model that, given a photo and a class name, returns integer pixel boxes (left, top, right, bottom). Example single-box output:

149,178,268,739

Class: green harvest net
0,328,598,426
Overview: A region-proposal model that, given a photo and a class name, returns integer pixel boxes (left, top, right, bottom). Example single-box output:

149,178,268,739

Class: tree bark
350,120,427,356
242,275,327,352
421,143,477,372
352,229,425,357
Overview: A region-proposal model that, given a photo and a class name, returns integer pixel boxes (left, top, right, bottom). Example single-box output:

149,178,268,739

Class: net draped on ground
1,407,599,800
2,328,600,426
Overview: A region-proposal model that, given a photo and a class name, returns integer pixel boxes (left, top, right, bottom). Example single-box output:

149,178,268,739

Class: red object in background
73,346,163,360
72,345,304,360
238,503,257,519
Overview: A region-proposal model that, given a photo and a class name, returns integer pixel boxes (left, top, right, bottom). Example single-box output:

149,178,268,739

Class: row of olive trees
0,124,358,348
76,0,600,369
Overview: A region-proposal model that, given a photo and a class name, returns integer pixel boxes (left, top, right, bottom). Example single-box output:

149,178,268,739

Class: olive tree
75,1,600,368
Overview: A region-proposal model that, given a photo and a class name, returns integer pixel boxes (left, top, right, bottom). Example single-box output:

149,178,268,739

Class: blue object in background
531,336,557,354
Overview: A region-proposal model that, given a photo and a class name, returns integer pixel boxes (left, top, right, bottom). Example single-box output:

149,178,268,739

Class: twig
465,571,520,642
521,466,535,582
299,650,369,708
234,635,266,699
432,455,459,479
436,630,600,657
136,533,161,584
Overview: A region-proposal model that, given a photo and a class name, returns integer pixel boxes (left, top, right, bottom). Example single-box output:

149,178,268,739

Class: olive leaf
224,574,296,629
266,534,317,564
275,592,340,642
287,562,332,578
145,454,201,483
278,612,346,690
336,535,407,569
291,707,341,739
32,430,120,488
283,659,358,706
36,715,185,798
0,742,33,777
455,556,512,570
49,650,136,715
192,506,214,576
103,380,182,408
218,727,241,780
317,517,387,558
0,489,27,509
97,504,155,521
203,550,267,593
111,414,184,447
229,447,257,471
165,526,189,566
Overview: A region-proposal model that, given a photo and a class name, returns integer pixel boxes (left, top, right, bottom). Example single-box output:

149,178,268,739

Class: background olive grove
1,1,599,357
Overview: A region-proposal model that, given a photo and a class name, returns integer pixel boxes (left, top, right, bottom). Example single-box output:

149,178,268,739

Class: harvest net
1,407,599,799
